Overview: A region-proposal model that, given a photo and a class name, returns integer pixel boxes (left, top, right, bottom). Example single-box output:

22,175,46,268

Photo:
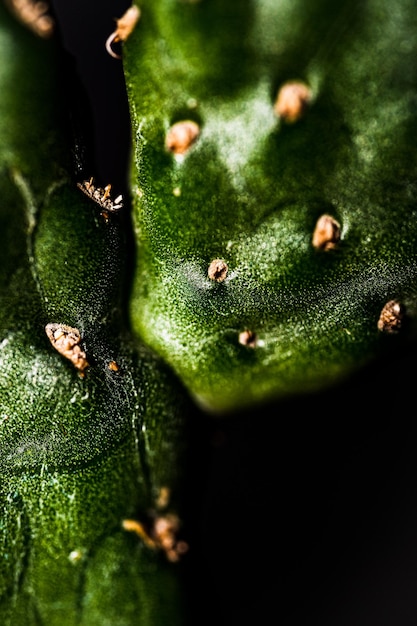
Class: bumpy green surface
0,6,188,624
2,0,417,622
125,0,417,412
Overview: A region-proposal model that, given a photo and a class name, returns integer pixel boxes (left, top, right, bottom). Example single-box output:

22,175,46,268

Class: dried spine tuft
238,329,257,348
165,120,200,156
45,323,89,372
312,214,341,250
122,513,188,563
5,0,54,38
77,178,123,216
377,300,405,333
208,259,228,282
274,80,312,123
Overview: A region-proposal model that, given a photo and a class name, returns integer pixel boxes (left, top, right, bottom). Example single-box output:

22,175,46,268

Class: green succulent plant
0,3,190,624
124,0,417,412
1,0,416,623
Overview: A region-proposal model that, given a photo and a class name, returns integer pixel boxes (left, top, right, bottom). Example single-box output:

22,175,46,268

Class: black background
48,2,417,624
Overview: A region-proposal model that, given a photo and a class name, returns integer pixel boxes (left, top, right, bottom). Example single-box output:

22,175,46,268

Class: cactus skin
0,5,189,624
125,0,417,412
2,0,417,623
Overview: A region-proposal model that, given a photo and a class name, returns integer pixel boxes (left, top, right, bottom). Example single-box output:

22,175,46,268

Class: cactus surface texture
0,0,417,624
125,0,417,412
0,3,189,624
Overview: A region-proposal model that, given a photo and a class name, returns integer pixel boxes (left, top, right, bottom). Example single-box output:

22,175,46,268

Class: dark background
49,1,417,624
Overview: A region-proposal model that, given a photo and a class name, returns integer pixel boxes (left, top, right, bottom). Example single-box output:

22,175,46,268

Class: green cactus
124,0,417,412
1,0,417,624
0,4,190,624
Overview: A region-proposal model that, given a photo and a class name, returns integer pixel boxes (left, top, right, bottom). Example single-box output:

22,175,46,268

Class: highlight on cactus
1,0,416,624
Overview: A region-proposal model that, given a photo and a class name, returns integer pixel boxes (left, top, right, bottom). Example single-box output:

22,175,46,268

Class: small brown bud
45,323,89,372
208,259,228,282
6,0,54,38
165,120,200,155
238,330,257,348
312,214,341,250
274,80,312,123
377,300,405,333
113,5,140,41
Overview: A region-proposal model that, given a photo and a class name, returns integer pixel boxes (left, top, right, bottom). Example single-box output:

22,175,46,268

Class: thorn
77,177,123,215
